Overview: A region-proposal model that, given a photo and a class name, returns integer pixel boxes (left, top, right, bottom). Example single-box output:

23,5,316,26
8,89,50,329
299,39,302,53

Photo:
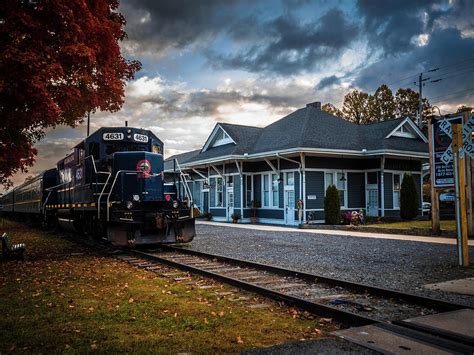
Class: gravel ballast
185,222,474,307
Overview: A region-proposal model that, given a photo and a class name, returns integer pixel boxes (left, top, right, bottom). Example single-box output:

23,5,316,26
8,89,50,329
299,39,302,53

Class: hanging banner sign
432,117,458,187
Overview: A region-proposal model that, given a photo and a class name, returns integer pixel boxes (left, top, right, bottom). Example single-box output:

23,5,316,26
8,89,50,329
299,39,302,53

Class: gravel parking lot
185,222,474,307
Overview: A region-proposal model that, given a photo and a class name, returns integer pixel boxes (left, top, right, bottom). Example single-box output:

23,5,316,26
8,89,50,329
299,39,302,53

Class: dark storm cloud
120,0,245,55
356,0,434,55
315,75,342,90
209,9,359,75
354,28,474,107
356,0,473,56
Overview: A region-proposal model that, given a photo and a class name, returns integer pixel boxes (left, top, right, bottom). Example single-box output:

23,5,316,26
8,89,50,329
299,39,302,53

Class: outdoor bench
1,233,26,260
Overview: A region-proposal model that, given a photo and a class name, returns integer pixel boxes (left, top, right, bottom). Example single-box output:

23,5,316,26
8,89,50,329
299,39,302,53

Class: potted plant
249,199,260,224
231,212,241,223
202,211,212,221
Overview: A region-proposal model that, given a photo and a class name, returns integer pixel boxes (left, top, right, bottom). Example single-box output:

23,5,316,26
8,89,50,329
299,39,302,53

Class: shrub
201,211,212,220
324,185,341,224
231,212,241,221
341,211,352,225
400,174,419,220
249,199,261,217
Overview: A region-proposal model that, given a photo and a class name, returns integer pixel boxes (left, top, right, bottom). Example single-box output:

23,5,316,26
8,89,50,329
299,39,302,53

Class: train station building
165,101,429,225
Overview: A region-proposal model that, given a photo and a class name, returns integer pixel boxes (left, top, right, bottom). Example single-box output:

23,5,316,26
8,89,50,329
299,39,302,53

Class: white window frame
285,172,295,188
261,173,279,209
393,173,403,210
324,171,347,208
215,177,223,207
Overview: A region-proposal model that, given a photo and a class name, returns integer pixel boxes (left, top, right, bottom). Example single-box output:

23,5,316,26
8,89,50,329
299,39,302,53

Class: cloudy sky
12,0,474,185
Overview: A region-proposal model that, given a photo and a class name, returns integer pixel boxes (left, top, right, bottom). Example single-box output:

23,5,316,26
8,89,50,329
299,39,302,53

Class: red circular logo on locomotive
136,159,151,178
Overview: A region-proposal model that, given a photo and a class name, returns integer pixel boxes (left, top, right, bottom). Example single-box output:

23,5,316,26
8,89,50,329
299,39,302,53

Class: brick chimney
306,101,321,110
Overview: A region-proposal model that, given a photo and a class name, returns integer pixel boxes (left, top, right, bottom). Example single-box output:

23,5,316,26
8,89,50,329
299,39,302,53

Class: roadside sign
440,144,453,165
432,118,457,187
461,114,474,159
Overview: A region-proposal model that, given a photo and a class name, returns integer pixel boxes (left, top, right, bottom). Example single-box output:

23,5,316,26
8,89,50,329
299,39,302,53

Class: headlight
126,201,133,209
132,194,140,202
173,201,178,209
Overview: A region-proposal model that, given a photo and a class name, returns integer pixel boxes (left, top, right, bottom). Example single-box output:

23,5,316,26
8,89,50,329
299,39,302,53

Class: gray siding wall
378,172,382,216
384,173,393,209
278,172,284,208
234,176,241,208
210,208,226,217
257,209,284,219
243,209,252,218
307,211,324,221
347,172,365,208
225,164,239,174
385,159,421,171
384,210,401,218
254,175,261,204
295,172,300,200
305,171,324,209
210,177,215,207
305,157,380,170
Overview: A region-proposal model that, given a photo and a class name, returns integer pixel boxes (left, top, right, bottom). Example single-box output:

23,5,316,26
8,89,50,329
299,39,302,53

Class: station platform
334,309,474,354
197,221,474,246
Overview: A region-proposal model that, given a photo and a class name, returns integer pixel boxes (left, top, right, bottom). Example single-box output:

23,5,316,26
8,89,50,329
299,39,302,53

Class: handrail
42,190,52,215
174,159,194,218
45,181,71,192
97,171,112,220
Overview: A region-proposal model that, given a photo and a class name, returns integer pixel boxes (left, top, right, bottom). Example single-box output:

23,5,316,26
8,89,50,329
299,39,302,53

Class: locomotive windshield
105,143,148,155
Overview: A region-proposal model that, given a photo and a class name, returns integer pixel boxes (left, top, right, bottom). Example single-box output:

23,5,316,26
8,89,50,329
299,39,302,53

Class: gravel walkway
184,223,474,307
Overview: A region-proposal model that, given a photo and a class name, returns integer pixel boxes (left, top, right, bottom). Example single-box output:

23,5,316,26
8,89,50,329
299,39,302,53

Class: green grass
367,219,456,231
0,220,335,353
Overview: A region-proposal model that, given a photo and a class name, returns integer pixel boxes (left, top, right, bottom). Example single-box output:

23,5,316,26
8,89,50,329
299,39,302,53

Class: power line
366,57,474,93
429,87,474,103
428,66,474,82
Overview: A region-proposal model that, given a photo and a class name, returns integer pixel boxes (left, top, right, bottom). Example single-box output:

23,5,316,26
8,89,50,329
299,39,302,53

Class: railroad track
53,228,473,354
115,245,474,354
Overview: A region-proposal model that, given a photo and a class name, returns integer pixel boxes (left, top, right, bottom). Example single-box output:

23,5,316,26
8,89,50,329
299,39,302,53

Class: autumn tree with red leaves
0,0,141,187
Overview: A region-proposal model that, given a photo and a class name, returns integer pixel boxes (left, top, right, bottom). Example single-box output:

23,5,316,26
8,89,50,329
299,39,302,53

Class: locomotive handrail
42,190,52,215
174,159,193,217
97,171,112,220
45,181,71,191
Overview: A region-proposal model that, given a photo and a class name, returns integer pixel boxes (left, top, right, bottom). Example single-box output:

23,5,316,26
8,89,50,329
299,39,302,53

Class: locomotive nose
112,151,164,203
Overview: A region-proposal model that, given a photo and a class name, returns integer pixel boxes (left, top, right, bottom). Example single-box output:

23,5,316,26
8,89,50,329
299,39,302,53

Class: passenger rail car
0,127,195,246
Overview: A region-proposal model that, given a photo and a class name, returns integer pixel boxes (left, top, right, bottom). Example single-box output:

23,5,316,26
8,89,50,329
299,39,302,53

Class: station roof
165,103,428,167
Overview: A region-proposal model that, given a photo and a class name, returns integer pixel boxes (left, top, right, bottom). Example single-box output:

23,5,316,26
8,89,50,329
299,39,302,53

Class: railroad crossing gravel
182,223,474,307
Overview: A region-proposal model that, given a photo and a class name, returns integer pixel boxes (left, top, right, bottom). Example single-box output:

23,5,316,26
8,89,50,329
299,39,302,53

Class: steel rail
127,248,377,327
162,245,471,312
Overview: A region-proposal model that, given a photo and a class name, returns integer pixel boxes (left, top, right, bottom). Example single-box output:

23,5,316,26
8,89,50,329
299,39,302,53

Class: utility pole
418,73,423,128
452,121,469,266
415,68,439,128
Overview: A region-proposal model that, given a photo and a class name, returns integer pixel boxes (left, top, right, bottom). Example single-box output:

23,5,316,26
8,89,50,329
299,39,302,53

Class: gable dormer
201,124,236,152
385,117,428,143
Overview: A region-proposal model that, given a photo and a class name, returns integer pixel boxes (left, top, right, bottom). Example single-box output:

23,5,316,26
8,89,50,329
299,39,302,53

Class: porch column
236,160,244,220
380,156,385,217
207,166,211,211
301,152,306,223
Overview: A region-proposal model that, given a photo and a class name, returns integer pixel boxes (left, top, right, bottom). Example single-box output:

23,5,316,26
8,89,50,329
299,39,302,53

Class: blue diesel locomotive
0,126,195,246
